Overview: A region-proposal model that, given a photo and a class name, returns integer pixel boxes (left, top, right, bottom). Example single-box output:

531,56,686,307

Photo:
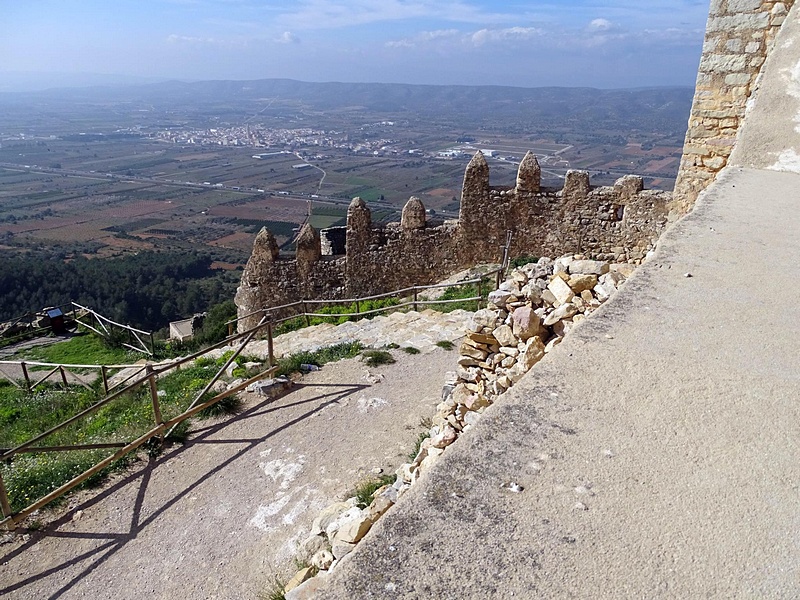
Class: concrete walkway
315,168,800,598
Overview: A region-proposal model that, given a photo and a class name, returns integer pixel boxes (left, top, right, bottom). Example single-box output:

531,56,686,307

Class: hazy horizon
2,1,709,92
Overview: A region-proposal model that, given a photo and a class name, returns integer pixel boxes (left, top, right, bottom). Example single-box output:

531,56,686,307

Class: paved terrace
316,165,800,599
316,7,800,594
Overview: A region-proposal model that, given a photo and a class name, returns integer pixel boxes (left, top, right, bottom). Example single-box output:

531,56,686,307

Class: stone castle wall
235,152,671,331
674,0,794,212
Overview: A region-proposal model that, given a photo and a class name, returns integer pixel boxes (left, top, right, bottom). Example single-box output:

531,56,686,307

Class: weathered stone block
547,277,575,305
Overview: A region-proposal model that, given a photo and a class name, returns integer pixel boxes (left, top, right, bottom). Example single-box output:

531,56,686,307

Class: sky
0,0,710,90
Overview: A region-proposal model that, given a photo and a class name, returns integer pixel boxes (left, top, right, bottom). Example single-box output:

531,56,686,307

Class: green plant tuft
407,431,431,462
435,340,454,351
261,576,287,600
402,346,420,355
198,394,244,418
361,349,396,368
165,419,191,445
352,473,398,509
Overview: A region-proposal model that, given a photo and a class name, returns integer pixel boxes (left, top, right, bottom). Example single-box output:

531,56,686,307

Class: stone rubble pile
281,254,634,598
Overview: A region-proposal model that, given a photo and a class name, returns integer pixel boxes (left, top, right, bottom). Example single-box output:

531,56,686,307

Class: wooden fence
0,302,154,356
229,267,505,336
0,317,274,530
72,302,155,356
0,247,513,529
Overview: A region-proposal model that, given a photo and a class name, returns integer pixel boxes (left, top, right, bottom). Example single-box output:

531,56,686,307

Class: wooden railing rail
226,268,504,334
71,302,155,356
0,318,274,530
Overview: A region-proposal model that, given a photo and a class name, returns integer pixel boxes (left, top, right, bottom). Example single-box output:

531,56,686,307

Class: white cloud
277,31,299,44
588,18,614,32
386,29,459,48
167,34,219,44
275,0,519,31
471,27,542,46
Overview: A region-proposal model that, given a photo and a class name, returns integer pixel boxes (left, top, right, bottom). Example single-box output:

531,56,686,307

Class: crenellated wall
235,151,671,331
674,0,794,212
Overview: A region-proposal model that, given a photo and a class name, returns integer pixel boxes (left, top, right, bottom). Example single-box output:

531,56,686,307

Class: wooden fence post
146,366,164,442
303,301,311,327
0,472,12,521
20,362,31,392
267,319,275,368
476,279,483,312
59,366,68,388
101,366,109,394
413,288,418,312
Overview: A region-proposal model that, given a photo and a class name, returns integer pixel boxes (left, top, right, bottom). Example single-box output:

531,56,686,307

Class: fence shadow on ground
0,381,368,599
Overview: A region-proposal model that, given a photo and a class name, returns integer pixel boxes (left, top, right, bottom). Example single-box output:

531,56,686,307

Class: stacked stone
285,484,400,598
282,255,634,597
423,254,633,456
675,0,793,212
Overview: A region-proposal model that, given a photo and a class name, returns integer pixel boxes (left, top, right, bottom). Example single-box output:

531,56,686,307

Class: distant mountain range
0,77,694,135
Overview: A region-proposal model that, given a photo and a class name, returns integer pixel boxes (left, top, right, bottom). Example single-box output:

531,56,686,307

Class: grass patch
273,298,401,336
402,346,420,355
275,341,364,377
361,349,395,368
0,351,258,513
431,276,493,313
12,332,134,366
435,340,455,351
353,473,398,509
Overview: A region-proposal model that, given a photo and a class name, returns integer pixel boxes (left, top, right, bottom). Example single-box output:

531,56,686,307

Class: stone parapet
235,153,671,332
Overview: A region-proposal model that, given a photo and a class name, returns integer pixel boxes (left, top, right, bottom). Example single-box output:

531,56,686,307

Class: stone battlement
235,152,671,331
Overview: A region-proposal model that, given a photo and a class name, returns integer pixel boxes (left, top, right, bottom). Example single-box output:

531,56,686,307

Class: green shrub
435,340,455,351
510,255,539,268
402,346,420,355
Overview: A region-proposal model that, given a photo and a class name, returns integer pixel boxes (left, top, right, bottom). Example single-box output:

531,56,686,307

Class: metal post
20,362,31,392
0,472,12,521
101,366,109,394
267,319,275,368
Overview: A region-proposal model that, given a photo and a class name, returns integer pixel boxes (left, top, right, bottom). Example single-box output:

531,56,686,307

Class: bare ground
0,345,458,599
